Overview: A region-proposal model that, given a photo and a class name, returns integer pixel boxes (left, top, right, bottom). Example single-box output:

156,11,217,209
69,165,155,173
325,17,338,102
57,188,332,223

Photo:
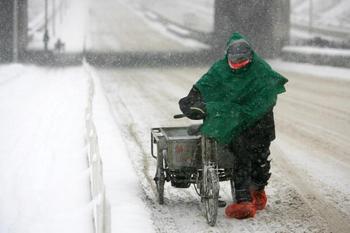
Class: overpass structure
214,0,290,58
0,0,290,63
0,0,28,62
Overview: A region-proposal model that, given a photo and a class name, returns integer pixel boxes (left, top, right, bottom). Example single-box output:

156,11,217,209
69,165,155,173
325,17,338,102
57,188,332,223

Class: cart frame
151,126,235,226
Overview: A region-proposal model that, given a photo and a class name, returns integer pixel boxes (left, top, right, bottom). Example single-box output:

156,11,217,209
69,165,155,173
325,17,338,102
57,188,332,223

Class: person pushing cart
179,32,288,219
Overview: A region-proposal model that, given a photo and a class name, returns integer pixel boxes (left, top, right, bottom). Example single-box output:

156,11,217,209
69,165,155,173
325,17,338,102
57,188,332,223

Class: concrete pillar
213,0,290,58
0,0,28,62
0,0,14,62
18,0,28,52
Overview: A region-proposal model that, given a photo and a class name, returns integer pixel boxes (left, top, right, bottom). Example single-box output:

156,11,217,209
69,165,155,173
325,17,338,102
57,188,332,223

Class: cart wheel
155,149,166,204
202,165,219,226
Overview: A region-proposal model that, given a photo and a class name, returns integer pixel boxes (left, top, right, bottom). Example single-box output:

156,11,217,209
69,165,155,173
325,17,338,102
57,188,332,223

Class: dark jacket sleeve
179,86,206,120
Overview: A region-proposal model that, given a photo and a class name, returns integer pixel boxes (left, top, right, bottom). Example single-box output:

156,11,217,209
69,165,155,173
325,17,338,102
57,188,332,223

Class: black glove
179,86,206,120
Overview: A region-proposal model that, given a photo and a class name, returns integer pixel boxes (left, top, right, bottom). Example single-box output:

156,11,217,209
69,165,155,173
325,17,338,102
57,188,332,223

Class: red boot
225,202,256,219
251,190,267,210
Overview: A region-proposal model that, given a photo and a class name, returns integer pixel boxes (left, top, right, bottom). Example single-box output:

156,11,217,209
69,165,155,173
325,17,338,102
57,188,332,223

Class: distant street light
52,0,56,36
43,0,50,51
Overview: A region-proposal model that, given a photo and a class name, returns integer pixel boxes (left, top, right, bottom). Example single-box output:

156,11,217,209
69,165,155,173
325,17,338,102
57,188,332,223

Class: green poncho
195,33,288,144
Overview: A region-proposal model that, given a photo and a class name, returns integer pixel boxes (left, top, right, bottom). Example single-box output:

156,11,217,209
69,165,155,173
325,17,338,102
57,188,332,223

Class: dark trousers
230,110,275,202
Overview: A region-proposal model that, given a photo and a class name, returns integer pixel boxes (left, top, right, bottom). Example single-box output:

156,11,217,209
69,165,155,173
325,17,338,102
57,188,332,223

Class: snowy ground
290,0,350,43
128,0,215,33
291,0,350,31
91,61,350,233
0,65,93,233
2,0,350,232
85,0,209,52
1,61,350,233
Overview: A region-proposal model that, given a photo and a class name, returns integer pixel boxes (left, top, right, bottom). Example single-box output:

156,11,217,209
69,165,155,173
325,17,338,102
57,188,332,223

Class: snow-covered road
85,0,208,53
91,61,350,233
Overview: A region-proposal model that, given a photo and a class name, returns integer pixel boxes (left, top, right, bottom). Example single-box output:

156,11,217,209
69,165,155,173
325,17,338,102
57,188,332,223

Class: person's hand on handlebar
178,86,206,120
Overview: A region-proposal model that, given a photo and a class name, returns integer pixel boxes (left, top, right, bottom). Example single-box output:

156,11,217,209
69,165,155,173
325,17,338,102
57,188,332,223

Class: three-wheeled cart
151,125,236,226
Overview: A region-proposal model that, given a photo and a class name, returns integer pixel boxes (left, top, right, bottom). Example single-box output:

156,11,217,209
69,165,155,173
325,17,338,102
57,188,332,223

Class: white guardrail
84,62,111,233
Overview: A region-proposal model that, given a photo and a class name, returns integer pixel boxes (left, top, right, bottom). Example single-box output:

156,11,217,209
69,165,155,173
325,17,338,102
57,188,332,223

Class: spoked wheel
202,165,219,226
155,149,166,204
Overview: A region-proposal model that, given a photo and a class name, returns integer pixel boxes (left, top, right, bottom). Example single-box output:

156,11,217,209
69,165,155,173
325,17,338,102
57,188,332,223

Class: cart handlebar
173,114,185,119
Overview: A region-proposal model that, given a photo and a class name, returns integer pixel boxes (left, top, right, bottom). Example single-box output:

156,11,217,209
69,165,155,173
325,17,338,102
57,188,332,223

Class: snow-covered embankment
0,64,93,233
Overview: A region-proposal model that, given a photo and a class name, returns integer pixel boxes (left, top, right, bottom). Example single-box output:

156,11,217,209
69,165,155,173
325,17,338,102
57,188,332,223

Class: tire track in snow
272,143,350,233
